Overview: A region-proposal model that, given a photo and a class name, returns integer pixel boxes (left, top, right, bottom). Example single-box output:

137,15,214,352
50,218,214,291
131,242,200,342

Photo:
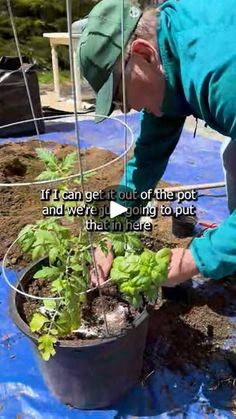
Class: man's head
79,0,165,122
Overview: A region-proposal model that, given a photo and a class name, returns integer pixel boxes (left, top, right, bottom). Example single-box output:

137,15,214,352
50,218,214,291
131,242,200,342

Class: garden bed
0,140,125,264
141,237,236,375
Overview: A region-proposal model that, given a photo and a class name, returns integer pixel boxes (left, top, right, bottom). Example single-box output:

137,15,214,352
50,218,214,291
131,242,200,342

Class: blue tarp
0,113,235,418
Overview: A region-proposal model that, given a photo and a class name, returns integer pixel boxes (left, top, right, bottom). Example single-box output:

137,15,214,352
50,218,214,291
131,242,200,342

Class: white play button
110,201,128,219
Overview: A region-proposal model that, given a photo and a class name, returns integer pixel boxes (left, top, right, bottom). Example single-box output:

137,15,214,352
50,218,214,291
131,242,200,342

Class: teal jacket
120,0,236,279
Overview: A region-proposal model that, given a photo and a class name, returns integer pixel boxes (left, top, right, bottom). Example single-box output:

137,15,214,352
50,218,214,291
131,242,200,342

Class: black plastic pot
172,214,197,238
0,56,45,137
10,258,149,409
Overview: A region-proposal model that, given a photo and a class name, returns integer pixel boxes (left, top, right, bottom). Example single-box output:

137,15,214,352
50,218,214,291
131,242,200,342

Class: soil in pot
20,279,139,341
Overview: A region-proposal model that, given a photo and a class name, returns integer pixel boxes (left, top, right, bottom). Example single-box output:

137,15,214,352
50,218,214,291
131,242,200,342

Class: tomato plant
18,148,171,360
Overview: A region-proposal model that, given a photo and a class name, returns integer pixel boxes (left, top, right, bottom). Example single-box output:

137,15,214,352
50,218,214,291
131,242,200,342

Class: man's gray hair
134,7,159,43
113,7,159,96
125,7,159,57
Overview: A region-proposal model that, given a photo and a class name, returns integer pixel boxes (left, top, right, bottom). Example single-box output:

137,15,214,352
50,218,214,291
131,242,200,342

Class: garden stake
66,0,109,335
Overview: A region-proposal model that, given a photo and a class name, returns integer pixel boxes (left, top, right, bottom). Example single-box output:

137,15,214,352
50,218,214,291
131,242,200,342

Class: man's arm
92,112,185,285
119,111,186,206
190,65,236,280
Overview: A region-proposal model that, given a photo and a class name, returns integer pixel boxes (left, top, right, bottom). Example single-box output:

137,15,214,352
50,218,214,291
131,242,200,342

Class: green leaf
140,250,155,266
38,334,57,361
22,237,36,253
69,307,81,331
156,248,171,260
36,148,57,166
56,312,71,336
110,268,129,282
49,247,58,264
122,255,140,273
34,230,57,245
83,251,92,264
112,239,125,256
79,293,87,304
35,170,58,181
111,246,168,308
32,245,44,260
127,234,143,252
18,224,34,238
99,239,109,256
50,328,58,336
71,264,83,272
51,278,64,293
61,152,77,172
30,313,49,332
34,266,60,279
43,299,56,310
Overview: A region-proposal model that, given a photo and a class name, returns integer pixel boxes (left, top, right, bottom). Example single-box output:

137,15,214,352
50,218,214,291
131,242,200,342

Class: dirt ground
0,140,188,264
1,140,236,376
0,140,127,263
145,287,236,373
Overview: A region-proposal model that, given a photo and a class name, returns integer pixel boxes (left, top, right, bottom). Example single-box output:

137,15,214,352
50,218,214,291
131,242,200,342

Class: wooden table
43,32,83,108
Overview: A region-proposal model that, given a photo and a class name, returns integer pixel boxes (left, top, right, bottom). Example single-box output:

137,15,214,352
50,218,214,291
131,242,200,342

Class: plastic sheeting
0,113,235,418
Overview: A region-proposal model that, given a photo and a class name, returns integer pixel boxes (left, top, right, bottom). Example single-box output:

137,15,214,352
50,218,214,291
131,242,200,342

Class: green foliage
18,147,96,360
106,232,143,256
38,334,57,361
19,217,92,359
18,147,171,361
0,0,150,71
30,312,49,332
56,305,80,336
18,217,71,261
110,248,171,308
0,0,100,70
38,70,70,84
35,148,91,184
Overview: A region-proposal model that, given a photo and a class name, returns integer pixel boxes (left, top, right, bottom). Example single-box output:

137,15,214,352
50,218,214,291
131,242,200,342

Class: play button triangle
110,201,128,219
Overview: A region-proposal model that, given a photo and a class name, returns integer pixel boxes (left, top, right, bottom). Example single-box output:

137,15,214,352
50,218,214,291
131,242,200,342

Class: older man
79,0,236,286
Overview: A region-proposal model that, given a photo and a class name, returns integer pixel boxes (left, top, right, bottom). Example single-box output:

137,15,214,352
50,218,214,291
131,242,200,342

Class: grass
38,70,71,85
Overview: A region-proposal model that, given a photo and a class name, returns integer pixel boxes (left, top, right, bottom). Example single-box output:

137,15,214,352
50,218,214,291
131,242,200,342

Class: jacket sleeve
119,111,185,207
190,212,236,279
205,64,236,139
190,66,236,279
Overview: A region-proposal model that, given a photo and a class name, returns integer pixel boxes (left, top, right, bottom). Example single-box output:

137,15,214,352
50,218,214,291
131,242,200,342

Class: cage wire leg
121,0,129,249
4,0,43,306
66,0,111,335
121,0,128,186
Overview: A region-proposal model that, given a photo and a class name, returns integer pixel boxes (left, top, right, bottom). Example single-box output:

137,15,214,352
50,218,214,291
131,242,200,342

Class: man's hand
90,241,113,286
90,244,198,289
164,248,199,287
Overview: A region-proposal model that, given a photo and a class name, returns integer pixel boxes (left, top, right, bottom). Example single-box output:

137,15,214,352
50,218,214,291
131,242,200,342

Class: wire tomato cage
1,0,133,335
